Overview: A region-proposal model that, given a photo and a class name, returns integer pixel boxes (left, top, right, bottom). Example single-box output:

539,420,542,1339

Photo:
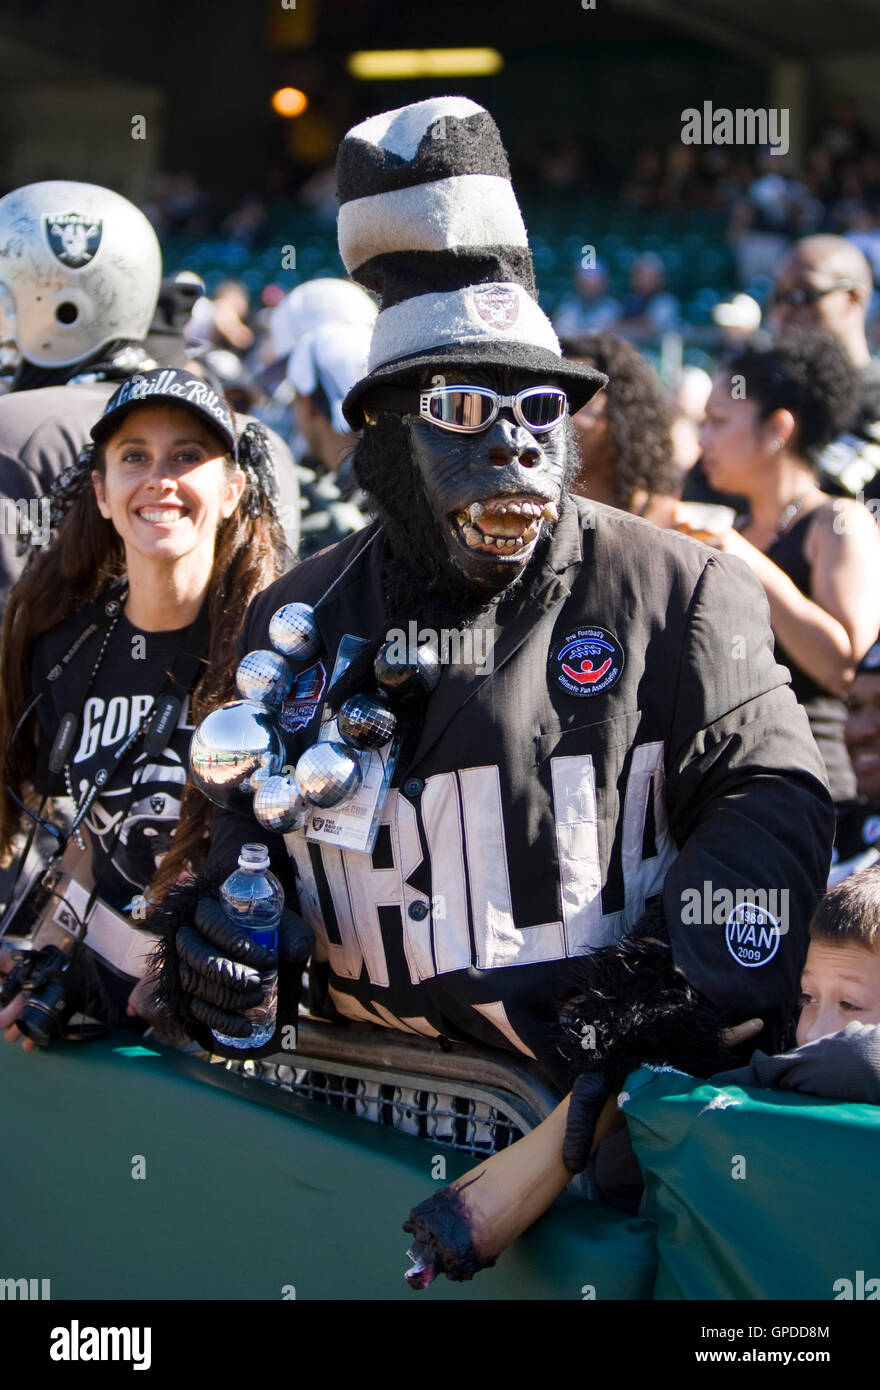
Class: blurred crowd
532,98,880,266
125,96,880,368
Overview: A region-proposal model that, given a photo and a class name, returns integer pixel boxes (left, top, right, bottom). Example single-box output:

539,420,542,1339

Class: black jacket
207,494,834,1085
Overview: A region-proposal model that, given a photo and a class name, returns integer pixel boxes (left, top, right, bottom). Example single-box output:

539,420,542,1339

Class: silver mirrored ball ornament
236,649,294,709
249,760,279,793
295,741,363,807
269,603,322,662
338,693,397,750
254,775,309,833
373,638,441,700
189,700,286,811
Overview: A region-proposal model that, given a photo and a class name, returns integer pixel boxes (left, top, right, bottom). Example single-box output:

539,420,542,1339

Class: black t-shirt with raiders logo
32,611,201,909
29,603,206,1023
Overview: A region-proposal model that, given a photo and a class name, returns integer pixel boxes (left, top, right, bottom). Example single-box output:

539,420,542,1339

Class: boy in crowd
713,865,880,1102
796,867,880,1045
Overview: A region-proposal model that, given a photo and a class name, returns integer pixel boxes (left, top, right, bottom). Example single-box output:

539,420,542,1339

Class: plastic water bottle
211,843,282,1051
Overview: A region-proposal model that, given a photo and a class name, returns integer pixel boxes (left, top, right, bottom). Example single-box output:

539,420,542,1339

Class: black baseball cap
91,367,237,456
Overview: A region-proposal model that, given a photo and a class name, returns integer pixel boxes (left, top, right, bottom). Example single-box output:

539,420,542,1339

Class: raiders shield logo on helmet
43,212,103,268
471,285,520,331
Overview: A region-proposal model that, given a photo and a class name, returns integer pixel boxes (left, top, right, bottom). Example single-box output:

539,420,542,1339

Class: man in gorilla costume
150,98,833,1192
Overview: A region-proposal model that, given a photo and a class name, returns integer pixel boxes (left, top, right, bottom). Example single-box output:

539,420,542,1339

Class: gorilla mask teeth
449,493,556,559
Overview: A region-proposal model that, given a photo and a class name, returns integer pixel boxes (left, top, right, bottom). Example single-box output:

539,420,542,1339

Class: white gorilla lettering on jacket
287,743,675,989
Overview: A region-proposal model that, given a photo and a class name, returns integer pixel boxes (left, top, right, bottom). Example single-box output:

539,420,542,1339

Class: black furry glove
557,904,735,1173
146,868,314,1051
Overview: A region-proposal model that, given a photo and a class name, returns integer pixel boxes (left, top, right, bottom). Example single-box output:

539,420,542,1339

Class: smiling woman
0,369,288,1049
91,404,244,629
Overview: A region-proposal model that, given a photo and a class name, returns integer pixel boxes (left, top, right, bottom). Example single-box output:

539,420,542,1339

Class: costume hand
562,1074,617,1174
174,898,313,1040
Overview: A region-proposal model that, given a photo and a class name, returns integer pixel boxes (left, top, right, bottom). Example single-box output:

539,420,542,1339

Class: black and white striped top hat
337,96,606,429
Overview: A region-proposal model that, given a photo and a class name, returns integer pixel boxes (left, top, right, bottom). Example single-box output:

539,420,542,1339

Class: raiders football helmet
0,180,161,368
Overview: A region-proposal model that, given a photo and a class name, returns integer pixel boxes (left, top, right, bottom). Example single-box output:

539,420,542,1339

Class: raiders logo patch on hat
551,626,624,698
44,212,102,268
471,285,520,331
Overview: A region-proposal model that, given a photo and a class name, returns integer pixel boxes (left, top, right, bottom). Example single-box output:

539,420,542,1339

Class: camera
0,943,78,1046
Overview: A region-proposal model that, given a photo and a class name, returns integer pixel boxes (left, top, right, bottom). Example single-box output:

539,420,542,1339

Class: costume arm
182,588,305,1050
662,552,835,1052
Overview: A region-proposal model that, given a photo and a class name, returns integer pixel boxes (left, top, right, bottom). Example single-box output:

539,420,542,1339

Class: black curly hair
721,328,858,468
561,332,679,511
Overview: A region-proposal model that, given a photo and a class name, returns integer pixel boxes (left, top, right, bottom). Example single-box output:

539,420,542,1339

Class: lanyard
72,603,211,924
66,607,211,828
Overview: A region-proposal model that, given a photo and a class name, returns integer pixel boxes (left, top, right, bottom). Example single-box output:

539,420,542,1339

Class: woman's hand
701,528,755,561
676,520,754,561
126,975,159,1023
0,947,37,1052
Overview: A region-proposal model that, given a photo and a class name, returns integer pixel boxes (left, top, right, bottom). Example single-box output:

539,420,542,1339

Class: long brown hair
0,433,288,899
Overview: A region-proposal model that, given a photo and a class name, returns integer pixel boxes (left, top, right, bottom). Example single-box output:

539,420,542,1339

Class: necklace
771,489,819,544
62,594,125,848
61,591,200,848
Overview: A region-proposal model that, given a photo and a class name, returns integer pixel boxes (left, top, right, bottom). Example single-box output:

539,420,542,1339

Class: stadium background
1,0,878,371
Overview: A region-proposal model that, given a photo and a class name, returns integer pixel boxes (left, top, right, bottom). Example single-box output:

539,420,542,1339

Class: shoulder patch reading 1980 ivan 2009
551,626,625,698
725,902,782,969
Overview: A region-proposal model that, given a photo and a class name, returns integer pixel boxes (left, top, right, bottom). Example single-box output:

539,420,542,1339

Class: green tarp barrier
0,1035,657,1300
5,1038,877,1300
623,1065,880,1300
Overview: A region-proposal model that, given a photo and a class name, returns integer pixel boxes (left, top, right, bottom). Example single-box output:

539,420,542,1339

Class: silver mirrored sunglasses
365,384,568,434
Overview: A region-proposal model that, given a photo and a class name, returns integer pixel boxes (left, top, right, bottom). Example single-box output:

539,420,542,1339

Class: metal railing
220,1018,565,1160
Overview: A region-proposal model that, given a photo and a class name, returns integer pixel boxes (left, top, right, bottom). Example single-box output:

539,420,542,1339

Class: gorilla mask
361,364,573,599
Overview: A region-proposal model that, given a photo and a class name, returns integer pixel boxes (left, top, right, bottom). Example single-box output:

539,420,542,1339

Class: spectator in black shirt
0,369,286,1046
